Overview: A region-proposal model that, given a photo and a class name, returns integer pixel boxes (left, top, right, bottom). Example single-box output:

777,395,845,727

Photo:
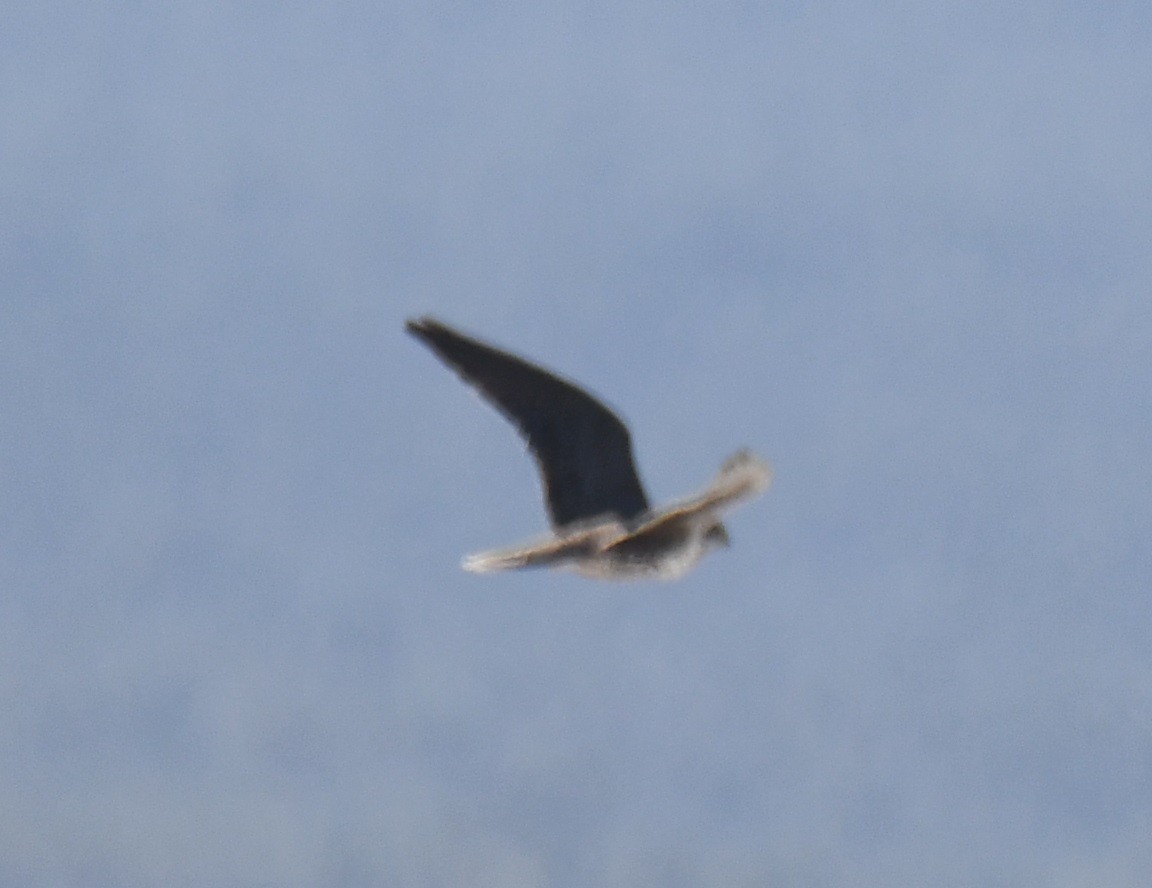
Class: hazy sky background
4,2,1151,885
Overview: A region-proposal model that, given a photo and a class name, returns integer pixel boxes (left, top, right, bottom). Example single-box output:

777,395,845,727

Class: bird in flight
406,317,772,580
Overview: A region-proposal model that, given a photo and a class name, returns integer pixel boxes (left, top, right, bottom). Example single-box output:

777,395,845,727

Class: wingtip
405,316,436,336
461,555,486,573
461,552,505,573
407,316,468,350
721,449,774,492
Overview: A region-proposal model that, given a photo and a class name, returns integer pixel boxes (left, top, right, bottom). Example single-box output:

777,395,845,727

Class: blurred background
3,2,1150,885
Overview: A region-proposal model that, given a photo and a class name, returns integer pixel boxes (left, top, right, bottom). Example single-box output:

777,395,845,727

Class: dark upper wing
406,317,650,527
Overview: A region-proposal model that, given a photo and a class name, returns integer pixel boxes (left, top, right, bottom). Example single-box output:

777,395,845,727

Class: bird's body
406,317,771,581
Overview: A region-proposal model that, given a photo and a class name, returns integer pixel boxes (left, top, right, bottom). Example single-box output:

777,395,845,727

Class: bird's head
704,521,730,549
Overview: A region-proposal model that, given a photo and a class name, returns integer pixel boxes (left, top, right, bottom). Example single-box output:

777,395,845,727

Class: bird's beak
706,523,730,548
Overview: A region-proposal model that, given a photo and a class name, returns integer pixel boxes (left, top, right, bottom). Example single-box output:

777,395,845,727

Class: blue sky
4,2,1151,885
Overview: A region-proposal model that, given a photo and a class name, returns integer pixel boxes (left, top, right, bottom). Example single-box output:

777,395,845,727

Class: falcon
406,317,772,580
